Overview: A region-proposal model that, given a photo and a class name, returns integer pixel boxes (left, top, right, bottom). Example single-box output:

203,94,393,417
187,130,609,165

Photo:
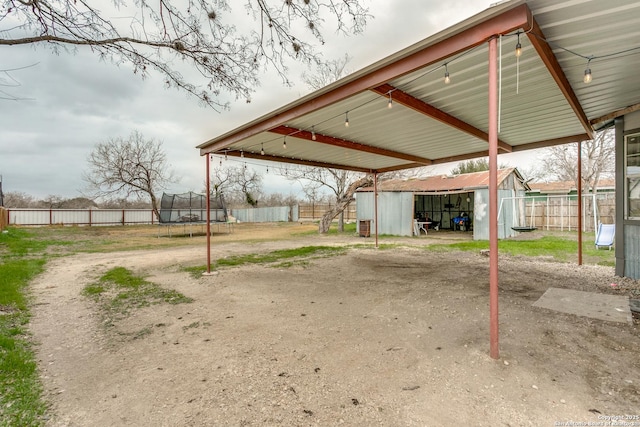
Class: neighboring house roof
358,168,528,193
527,179,615,195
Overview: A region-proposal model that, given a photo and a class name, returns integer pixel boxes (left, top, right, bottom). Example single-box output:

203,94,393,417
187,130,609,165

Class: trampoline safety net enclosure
159,192,227,223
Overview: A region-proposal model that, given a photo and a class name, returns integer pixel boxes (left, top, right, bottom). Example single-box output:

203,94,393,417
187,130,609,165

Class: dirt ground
29,224,640,426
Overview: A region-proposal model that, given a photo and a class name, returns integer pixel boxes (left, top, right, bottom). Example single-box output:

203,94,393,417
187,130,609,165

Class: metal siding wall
624,224,640,279
231,206,290,223
356,193,375,222
377,192,413,236
473,189,517,240
356,192,412,236
10,210,49,225
474,189,489,240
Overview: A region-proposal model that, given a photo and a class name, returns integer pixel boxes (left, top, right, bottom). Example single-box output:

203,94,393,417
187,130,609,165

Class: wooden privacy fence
501,194,615,232
0,207,8,231
297,202,356,221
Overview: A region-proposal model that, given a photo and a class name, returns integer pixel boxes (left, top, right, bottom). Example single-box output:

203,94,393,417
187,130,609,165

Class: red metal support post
206,154,212,274
577,141,583,265
374,172,379,248
488,36,500,360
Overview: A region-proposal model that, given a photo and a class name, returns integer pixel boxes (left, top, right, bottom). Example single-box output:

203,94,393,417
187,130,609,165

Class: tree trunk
150,193,160,221
318,175,373,234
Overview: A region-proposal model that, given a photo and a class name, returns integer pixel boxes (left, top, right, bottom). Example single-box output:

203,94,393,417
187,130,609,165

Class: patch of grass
428,235,616,264
84,267,193,319
183,245,347,277
0,229,49,426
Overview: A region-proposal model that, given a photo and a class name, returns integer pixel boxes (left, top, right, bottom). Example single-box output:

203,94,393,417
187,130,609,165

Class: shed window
626,133,640,219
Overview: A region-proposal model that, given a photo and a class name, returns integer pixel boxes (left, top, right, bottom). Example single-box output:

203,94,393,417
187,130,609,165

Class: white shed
356,168,530,239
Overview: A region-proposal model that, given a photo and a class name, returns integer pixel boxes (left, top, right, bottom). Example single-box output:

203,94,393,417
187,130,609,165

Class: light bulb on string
444,64,451,84
261,143,265,155
219,158,222,167
344,111,349,127
240,149,244,158
224,150,228,161
515,32,522,58
583,57,593,83
311,126,316,140
283,137,287,149
387,93,393,109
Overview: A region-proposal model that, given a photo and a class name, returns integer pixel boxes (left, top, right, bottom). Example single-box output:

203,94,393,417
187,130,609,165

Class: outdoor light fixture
388,93,393,109
344,112,350,127
283,137,287,149
444,64,451,84
240,149,244,158
311,126,316,140
515,32,522,57
583,58,593,83
261,143,265,155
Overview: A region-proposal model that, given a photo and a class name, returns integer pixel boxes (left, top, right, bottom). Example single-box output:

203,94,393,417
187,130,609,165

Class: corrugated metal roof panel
200,0,640,174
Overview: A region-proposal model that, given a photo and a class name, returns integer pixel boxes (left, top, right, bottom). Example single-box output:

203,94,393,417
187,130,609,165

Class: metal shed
356,168,529,239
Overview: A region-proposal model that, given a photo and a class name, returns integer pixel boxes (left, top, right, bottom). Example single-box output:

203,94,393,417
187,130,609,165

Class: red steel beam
526,18,594,140
372,84,512,153
269,125,434,165
224,150,375,173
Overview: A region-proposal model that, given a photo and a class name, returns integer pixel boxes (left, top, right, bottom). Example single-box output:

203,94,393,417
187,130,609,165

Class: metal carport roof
198,0,640,172
198,0,640,359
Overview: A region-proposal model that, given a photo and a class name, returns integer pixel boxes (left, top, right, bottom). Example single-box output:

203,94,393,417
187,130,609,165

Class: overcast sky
0,0,542,201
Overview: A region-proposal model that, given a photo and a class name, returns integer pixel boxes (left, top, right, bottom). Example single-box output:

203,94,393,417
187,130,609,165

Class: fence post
122,209,125,226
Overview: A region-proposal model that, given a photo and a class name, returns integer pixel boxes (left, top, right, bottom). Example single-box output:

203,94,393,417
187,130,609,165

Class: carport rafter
223,149,374,173
269,125,434,166
372,83,513,153
524,19,593,140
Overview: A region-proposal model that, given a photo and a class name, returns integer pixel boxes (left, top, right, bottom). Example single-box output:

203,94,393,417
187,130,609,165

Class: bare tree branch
1,0,370,109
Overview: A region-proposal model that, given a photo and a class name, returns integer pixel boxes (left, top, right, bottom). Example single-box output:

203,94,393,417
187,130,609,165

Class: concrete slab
533,288,632,324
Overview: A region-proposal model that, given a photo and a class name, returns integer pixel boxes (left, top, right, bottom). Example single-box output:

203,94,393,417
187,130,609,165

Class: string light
387,93,393,109
311,126,316,140
515,32,522,57
224,150,228,160
283,136,287,149
344,111,349,127
583,57,593,83
444,64,451,84
240,149,244,158
261,143,265,155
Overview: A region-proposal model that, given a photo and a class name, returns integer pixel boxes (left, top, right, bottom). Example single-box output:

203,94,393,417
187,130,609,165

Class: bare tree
541,128,615,192
83,131,175,219
2,191,36,208
1,1,369,109
317,174,373,233
450,158,510,175
282,165,367,233
208,165,262,208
